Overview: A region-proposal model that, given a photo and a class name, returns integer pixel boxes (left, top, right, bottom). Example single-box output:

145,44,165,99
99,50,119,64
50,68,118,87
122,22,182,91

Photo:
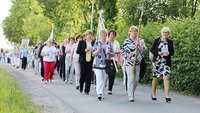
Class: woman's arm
76,40,86,55
168,40,174,56
107,43,115,57
40,47,48,57
92,42,101,57
41,52,46,57
138,39,147,52
150,39,159,56
121,39,132,59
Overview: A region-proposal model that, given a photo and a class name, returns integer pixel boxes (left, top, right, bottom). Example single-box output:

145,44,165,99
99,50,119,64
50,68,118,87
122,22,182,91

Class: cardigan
76,39,95,63
150,38,174,67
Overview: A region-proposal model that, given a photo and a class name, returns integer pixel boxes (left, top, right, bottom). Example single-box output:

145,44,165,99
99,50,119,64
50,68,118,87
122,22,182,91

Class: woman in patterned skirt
150,27,174,102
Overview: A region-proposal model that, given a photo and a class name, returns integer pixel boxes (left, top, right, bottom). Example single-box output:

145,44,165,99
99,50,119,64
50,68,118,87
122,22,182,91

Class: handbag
105,59,116,75
102,48,116,75
139,58,146,81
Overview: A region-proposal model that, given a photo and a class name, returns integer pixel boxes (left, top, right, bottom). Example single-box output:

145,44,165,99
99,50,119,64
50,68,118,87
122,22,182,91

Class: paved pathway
1,63,200,113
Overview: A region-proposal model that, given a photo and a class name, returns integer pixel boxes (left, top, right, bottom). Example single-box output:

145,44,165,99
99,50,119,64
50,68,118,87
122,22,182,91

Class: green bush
116,16,200,96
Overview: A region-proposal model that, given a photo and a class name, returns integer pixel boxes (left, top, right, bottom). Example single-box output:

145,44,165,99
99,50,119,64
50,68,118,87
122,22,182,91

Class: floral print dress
153,41,170,77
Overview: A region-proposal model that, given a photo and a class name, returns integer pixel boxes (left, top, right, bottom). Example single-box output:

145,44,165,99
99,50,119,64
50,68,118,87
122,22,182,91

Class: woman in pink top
65,37,75,84
70,35,83,89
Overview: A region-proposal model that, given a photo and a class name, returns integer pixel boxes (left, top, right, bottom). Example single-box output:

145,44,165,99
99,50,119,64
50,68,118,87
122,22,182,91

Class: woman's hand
131,56,137,62
92,47,101,56
85,47,93,52
69,61,72,67
158,52,163,56
44,53,49,56
55,52,59,56
97,47,101,53
127,53,133,59
163,51,170,56
85,48,89,52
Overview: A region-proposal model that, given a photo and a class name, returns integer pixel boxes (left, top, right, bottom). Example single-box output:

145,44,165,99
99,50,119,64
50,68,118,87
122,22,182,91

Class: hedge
116,16,200,96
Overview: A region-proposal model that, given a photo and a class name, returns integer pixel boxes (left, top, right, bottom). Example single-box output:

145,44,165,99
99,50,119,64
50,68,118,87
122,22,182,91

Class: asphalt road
1,63,200,113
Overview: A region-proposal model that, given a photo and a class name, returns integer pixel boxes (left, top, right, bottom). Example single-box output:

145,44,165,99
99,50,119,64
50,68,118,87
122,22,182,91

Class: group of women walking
32,25,174,102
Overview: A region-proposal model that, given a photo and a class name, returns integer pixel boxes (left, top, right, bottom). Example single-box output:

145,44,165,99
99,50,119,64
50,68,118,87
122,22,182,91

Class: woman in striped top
122,25,147,102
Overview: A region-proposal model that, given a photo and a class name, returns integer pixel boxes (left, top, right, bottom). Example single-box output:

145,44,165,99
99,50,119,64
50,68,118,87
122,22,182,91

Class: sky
0,0,12,49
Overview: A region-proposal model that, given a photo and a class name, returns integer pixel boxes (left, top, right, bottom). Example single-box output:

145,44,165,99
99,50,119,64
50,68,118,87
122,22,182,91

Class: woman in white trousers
92,29,114,101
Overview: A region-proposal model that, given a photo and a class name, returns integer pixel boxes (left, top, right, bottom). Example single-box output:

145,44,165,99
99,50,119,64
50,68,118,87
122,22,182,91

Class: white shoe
108,91,112,95
129,97,135,102
44,80,48,84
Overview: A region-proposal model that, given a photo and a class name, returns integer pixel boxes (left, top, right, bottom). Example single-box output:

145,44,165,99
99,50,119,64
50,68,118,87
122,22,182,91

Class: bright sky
0,0,12,49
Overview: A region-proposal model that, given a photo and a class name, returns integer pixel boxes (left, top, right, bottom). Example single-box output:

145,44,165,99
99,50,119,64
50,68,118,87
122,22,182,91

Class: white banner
96,10,106,41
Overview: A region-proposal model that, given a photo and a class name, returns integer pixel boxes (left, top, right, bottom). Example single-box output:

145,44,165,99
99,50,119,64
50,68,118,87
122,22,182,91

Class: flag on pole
96,10,106,41
21,38,29,47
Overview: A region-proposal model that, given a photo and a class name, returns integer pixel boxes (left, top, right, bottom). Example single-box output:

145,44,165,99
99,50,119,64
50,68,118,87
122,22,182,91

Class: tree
3,0,52,45
98,0,118,29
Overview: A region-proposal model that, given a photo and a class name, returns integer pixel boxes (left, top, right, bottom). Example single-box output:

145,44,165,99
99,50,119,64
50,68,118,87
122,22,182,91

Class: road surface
1,63,199,113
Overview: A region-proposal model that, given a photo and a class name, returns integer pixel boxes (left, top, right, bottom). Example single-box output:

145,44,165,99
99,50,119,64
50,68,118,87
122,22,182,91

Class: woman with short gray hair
92,29,115,101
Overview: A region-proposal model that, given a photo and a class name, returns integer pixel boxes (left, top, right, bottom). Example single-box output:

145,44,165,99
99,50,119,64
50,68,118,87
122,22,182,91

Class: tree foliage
3,0,52,45
138,16,200,96
4,0,199,44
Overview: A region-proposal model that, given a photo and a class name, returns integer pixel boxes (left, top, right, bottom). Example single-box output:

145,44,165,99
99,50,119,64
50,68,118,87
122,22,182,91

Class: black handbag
102,48,116,75
105,59,116,75
139,58,146,81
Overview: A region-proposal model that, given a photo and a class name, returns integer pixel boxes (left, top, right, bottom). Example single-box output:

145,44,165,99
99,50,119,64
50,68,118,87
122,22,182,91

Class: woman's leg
49,62,55,81
126,65,134,101
43,61,50,81
151,77,158,97
65,58,70,82
24,57,27,70
163,76,170,97
34,59,38,74
16,58,20,68
69,60,75,84
133,65,140,94
21,58,24,69
102,70,108,96
73,58,80,87
21,58,23,69
108,72,115,92
122,62,127,90
59,56,63,79
94,69,104,95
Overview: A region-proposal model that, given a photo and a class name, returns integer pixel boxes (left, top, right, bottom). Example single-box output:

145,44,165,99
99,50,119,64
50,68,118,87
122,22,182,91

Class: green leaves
140,16,200,96
22,14,52,42
2,0,52,45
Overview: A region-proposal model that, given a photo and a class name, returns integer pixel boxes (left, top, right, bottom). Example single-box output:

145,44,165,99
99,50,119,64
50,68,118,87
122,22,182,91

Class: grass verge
0,68,40,113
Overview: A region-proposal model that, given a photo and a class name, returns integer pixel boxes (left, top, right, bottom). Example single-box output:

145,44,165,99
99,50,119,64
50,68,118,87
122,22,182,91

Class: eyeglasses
162,32,169,33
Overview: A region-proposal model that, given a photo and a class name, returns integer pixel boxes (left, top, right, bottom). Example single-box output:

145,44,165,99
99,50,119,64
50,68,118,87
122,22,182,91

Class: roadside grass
0,68,40,113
